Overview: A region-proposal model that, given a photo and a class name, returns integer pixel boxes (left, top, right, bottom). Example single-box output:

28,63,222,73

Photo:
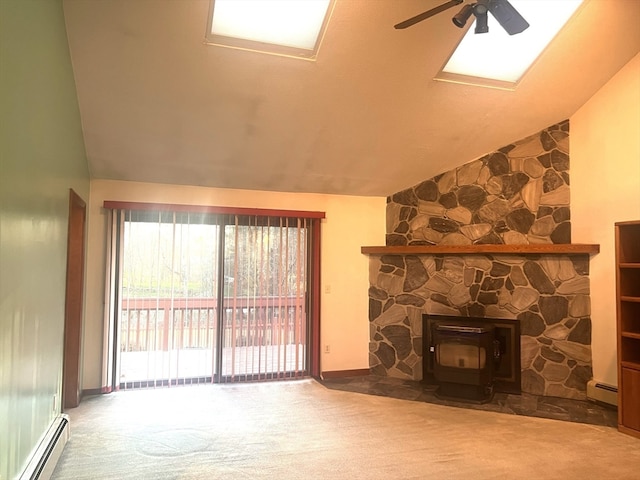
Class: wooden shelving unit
616,220,640,439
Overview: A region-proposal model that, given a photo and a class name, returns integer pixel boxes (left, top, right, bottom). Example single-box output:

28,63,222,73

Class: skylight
205,0,334,60
437,0,583,88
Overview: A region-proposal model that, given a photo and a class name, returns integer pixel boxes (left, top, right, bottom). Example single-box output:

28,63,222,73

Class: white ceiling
63,0,640,197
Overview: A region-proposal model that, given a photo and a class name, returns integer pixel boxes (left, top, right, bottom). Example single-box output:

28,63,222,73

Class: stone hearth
321,376,617,427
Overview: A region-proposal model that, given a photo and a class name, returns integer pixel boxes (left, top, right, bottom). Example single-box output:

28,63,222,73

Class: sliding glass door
106,207,318,390
220,217,308,381
118,211,220,387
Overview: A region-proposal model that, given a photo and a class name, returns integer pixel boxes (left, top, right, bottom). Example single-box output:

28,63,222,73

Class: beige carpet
51,379,640,480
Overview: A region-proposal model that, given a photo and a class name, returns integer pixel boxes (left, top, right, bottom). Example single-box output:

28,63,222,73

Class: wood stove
423,314,521,402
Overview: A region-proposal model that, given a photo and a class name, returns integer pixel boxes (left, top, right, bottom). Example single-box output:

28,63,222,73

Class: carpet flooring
51,379,640,480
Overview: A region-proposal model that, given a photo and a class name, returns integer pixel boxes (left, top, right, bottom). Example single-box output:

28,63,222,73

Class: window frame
204,0,336,60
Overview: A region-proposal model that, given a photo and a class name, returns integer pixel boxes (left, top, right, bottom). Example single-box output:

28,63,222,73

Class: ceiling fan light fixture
489,0,529,35
395,0,530,37
473,15,489,34
439,0,585,85
473,3,489,34
452,4,474,28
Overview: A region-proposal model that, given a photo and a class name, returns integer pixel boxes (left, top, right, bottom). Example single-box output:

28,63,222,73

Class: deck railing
120,297,306,352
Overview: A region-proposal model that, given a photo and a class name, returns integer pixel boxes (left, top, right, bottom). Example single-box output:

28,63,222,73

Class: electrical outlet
324,344,330,353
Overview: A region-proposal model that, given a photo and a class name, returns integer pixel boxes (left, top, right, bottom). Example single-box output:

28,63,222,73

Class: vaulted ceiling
63,0,640,197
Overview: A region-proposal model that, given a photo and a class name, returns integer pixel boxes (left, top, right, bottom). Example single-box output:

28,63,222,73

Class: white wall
571,53,640,386
83,180,386,389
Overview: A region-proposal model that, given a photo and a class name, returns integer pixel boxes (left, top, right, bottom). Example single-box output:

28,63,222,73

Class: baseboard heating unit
19,414,70,480
586,380,618,407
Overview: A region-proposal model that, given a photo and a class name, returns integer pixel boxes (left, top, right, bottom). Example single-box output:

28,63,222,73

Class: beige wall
83,180,386,389
571,53,640,386
82,55,640,393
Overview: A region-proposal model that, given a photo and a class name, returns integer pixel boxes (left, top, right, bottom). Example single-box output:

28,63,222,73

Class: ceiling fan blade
394,0,464,30
488,0,529,35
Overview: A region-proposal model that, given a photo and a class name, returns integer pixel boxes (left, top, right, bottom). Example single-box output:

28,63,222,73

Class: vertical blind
102,202,323,391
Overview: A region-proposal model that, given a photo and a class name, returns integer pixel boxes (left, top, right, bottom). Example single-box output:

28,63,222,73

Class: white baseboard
19,414,70,480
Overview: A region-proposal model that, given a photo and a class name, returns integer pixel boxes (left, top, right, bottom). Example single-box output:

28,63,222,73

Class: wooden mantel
361,244,600,255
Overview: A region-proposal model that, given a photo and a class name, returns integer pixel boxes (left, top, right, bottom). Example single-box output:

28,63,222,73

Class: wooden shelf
361,244,599,256
617,221,640,439
621,361,640,371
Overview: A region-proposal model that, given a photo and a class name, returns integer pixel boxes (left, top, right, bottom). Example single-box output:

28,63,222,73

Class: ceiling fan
395,0,529,35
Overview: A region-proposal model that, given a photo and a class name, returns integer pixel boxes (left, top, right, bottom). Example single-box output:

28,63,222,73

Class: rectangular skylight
437,0,583,87
206,0,334,60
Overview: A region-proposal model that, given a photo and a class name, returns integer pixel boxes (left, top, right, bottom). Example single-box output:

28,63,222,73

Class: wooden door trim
62,189,86,409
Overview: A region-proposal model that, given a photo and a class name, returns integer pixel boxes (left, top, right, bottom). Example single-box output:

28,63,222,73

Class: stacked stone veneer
386,121,571,246
369,253,592,399
368,121,594,400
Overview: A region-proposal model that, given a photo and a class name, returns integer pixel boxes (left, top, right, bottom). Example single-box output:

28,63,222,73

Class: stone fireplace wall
368,121,594,400
386,121,570,246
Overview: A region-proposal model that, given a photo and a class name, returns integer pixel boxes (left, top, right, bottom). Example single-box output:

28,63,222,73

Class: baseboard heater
19,414,70,480
586,380,618,407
